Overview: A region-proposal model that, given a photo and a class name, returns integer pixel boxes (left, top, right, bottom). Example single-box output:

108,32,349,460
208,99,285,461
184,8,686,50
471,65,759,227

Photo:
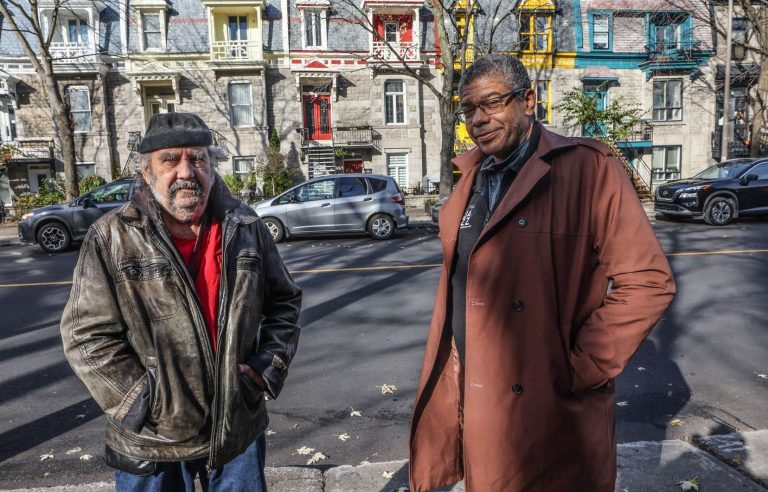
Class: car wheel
368,214,395,240
263,218,284,243
37,222,71,253
704,197,735,226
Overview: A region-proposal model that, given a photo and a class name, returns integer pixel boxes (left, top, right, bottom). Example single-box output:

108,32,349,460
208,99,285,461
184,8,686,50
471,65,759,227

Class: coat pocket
118,257,179,321
232,251,263,310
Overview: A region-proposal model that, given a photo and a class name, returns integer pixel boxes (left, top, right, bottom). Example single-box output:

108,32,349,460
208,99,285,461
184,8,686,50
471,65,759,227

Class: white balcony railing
49,42,96,63
371,41,419,62
211,40,261,61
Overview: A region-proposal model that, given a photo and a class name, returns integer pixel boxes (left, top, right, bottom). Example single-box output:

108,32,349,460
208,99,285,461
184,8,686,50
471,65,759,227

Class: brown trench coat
409,128,675,492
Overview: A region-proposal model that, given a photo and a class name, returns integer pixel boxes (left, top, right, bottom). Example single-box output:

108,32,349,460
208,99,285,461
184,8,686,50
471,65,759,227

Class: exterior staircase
606,140,654,202
307,145,336,179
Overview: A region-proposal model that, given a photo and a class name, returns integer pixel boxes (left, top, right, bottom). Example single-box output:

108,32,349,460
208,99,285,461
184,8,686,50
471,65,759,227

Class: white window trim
138,9,167,52
652,145,681,181
384,21,400,43
233,156,256,175
68,86,92,133
301,9,328,50
65,17,90,45
652,78,683,123
229,81,255,128
384,79,407,125
386,152,409,189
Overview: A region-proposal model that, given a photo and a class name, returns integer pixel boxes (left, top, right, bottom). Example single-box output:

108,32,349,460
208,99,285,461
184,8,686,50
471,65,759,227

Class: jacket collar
121,173,256,230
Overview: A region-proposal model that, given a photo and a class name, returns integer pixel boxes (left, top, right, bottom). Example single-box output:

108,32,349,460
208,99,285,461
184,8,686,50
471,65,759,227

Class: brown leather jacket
60,175,301,472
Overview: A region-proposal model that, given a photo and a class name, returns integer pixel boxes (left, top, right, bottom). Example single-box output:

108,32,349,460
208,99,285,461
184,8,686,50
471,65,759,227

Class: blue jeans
115,435,267,492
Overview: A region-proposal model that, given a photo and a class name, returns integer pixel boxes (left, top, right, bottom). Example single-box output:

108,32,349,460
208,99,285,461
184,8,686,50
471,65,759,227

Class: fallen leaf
669,418,685,427
79,454,93,461
350,408,362,417
40,451,54,462
75,414,86,420
616,401,629,407
382,471,394,479
307,452,327,465
291,424,301,431
360,460,371,465
65,447,82,455
379,384,397,395
731,457,742,465
756,373,768,380
337,433,350,442
265,429,276,436
676,477,699,491
296,446,314,456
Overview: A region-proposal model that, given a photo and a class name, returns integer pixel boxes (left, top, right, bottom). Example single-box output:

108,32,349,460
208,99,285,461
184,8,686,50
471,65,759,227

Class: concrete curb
5,433,767,491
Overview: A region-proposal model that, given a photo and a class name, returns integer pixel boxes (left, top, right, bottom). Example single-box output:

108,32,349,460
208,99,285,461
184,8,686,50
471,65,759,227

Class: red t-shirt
173,220,223,352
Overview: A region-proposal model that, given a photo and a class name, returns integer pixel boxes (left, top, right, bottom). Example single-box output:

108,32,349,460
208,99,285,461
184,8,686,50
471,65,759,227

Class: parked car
431,197,447,224
18,178,135,253
654,158,768,225
253,174,408,242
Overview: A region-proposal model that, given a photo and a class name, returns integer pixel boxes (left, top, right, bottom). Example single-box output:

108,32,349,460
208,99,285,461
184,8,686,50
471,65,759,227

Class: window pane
145,32,160,49
593,32,608,49
240,16,248,41
143,13,160,31
395,94,404,123
668,80,682,107
69,20,78,43
385,23,398,42
536,35,548,50
70,90,88,111
652,147,664,170
385,80,403,93
80,22,89,43
535,16,548,33
385,95,394,123
230,83,248,105
298,180,334,201
338,177,366,197
666,147,679,167
73,112,91,132
594,15,609,31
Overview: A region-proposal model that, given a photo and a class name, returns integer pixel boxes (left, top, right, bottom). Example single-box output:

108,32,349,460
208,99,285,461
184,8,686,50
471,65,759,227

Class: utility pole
720,0,734,161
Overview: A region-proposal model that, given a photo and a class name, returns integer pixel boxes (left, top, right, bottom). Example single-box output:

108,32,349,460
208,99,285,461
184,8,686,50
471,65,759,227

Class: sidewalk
0,222,18,247
4,431,767,491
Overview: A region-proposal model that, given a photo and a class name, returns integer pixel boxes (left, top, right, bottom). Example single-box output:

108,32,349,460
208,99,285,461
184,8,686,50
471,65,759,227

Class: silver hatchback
253,174,408,242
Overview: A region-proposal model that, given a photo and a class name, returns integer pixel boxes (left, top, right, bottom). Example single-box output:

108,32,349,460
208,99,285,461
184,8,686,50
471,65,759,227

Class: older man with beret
61,112,302,491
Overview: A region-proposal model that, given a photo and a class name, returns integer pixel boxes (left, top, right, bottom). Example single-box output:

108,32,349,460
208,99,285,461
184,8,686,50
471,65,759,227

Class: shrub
221,174,244,196
79,175,107,194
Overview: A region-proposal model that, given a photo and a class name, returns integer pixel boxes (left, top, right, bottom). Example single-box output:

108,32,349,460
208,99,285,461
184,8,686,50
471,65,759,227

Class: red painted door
343,160,363,173
303,95,332,140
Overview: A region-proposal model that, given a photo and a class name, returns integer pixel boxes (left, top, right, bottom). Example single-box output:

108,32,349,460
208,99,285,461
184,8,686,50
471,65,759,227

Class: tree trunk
39,60,79,200
750,55,768,158
438,95,456,198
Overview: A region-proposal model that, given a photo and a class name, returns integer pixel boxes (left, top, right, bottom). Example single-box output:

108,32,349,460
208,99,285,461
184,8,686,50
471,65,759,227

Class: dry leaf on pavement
337,433,351,442
360,460,371,465
379,384,397,395
756,373,767,380
637,367,646,371
296,446,314,455
307,452,327,465
39,451,54,462
676,477,699,491
265,429,276,436
291,424,301,431
669,418,685,427
350,408,362,417
382,471,394,479
616,401,629,407
79,455,93,461
65,448,82,455
75,414,86,420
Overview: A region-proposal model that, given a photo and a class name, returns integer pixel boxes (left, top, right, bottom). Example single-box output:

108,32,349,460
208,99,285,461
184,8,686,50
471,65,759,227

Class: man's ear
524,88,536,117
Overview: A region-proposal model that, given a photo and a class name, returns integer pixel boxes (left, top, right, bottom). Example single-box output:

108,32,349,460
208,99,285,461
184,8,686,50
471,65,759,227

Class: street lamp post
721,0,735,161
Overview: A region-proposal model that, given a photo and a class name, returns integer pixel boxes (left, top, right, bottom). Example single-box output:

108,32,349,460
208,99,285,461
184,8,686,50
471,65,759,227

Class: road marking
5,248,768,288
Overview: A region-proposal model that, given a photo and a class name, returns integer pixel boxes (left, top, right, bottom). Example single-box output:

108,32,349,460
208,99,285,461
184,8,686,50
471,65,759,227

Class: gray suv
253,174,408,242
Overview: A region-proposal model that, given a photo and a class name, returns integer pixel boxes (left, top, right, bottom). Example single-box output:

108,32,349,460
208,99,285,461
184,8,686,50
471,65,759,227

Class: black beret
138,112,213,153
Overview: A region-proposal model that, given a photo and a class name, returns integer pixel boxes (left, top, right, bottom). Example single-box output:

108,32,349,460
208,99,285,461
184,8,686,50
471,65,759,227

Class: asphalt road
1,219,768,488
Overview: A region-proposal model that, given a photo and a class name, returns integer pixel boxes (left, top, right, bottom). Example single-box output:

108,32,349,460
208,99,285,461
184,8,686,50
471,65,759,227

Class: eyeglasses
455,87,528,123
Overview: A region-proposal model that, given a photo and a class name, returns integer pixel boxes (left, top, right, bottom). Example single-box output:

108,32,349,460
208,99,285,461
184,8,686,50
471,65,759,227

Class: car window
90,182,131,204
368,178,388,193
337,177,367,198
694,161,753,179
296,179,335,202
747,163,768,180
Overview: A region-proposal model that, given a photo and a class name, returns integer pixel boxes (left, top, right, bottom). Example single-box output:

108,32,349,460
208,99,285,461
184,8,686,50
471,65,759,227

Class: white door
27,166,52,193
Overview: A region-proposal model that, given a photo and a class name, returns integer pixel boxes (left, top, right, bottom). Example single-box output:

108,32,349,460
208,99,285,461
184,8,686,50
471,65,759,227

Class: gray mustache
168,179,201,197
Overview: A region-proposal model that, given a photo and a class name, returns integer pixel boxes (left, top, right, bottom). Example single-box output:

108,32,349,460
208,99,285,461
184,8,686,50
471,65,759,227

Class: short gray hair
458,54,531,97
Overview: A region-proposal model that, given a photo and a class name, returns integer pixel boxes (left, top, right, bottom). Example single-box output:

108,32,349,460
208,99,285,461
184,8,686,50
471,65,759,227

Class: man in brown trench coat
409,54,675,491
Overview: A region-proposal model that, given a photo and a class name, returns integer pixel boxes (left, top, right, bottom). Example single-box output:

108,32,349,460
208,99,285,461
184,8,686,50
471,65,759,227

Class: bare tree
0,0,119,198
334,0,521,197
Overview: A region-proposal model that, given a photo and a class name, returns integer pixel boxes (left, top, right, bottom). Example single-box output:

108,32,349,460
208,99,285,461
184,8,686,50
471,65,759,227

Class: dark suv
18,178,135,253
654,158,768,226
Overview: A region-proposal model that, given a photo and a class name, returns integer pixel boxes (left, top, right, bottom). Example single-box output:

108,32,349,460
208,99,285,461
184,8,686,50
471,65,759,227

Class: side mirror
740,174,758,186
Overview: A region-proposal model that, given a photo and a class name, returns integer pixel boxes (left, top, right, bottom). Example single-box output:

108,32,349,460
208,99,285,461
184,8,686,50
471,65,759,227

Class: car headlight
21,213,33,221
681,185,711,193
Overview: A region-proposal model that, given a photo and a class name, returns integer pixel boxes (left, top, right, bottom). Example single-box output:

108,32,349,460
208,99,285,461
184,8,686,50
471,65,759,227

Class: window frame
386,153,408,189
336,176,369,198
228,81,255,128
302,9,327,50
519,12,552,53
66,18,89,45
233,156,255,175
534,79,551,124
138,9,165,52
590,12,612,51
652,145,681,181
384,22,399,43
68,86,91,133
652,78,683,122
384,79,406,125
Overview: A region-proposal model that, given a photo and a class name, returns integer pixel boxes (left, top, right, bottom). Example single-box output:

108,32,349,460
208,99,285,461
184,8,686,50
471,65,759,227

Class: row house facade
0,0,733,206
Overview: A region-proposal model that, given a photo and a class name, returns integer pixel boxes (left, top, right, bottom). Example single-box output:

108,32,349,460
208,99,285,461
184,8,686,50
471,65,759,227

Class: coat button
513,299,525,311
517,217,527,227
512,384,524,395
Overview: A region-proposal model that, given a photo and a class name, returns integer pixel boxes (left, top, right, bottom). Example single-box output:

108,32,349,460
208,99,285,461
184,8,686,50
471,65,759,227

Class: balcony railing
210,40,261,61
616,121,653,143
49,42,97,63
644,40,703,63
370,42,420,62
711,126,753,159
297,126,381,150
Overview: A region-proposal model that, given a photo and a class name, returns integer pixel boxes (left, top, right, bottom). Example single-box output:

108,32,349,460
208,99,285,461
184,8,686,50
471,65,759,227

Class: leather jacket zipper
208,216,237,467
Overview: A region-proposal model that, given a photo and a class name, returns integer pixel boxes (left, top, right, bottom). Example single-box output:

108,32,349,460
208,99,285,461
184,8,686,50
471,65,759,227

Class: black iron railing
617,121,653,143
711,126,752,159
645,40,703,63
297,126,381,150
